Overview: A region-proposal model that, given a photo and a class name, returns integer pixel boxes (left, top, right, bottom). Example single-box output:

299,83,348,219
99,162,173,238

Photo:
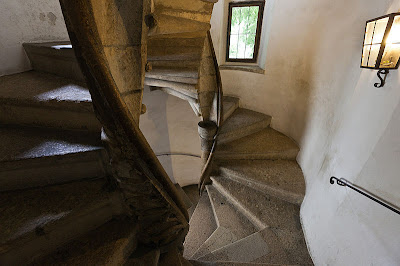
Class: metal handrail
330,177,400,215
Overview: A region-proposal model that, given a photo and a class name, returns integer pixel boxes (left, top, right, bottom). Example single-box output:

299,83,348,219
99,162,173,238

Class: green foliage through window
228,3,262,60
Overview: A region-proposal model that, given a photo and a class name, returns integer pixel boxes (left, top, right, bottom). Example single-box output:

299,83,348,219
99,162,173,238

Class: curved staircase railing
198,31,224,193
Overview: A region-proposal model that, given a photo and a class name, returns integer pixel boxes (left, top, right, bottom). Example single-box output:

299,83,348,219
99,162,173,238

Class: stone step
146,67,199,85
30,217,137,266
148,46,203,62
191,186,257,260
149,59,201,69
211,176,301,232
0,126,106,192
23,42,83,81
197,229,290,264
218,160,305,205
205,177,312,264
0,71,100,132
218,108,271,145
149,35,206,47
215,128,299,161
149,14,211,37
191,261,279,266
154,0,214,17
222,96,239,122
0,179,122,265
145,78,198,99
184,192,218,259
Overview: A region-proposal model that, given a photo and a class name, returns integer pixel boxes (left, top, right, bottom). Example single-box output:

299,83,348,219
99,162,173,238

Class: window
226,1,264,63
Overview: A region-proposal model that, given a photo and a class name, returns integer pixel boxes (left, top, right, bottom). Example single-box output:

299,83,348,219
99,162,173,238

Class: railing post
198,120,217,165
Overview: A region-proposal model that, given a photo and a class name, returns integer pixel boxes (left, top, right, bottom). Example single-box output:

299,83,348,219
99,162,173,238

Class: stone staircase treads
0,179,121,265
154,0,214,19
184,192,217,259
149,14,211,36
211,176,301,232
23,42,83,81
215,128,299,161
0,71,100,132
197,228,290,264
222,96,239,122
219,160,305,205
191,185,257,260
30,217,138,266
144,78,198,98
218,108,271,145
0,126,105,191
146,68,199,84
190,260,278,265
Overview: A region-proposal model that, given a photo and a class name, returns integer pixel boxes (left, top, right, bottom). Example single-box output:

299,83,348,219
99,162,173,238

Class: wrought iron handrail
330,177,400,215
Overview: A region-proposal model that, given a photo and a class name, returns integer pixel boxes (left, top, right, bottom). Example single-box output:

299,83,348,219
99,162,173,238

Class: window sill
219,65,265,74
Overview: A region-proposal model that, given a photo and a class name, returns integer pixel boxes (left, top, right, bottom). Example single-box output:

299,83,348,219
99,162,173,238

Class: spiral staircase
0,0,312,264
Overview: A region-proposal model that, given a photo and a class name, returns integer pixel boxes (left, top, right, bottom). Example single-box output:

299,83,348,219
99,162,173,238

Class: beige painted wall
211,0,400,264
0,0,69,76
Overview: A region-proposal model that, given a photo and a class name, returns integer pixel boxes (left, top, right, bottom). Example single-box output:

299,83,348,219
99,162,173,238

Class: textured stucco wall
211,0,400,264
0,0,69,76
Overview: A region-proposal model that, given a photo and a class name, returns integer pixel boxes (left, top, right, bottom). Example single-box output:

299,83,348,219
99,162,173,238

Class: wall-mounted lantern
361,13,400,87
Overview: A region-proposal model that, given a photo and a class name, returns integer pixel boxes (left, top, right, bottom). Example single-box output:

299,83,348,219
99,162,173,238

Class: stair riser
0,103,101,133
218,119,271,145
0,199,119,265
214,150,299,161
24,47,84,81
222,100,239,122
0,150,106,192
219,167,303,205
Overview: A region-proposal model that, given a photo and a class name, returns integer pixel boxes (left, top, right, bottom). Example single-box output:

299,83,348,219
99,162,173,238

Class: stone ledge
219,65,265,74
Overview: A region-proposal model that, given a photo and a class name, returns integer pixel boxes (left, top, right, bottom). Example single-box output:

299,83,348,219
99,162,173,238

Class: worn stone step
211,176,301,232
215,128,299,161
191,261,278,266
0,126,106,192
145,78,198,99
191,186,257,260
149,59,201,69
222,96,239,122
148,46,203,62
0,71,100,132
184,191,217,259
203,177,312,264
197,229,290,264
23,42,83,81
154,0,214,17
0,179,122,265
218,108,271,145
149,14,211,37
31,217,138,266
218,160,305,205
146,67,199,85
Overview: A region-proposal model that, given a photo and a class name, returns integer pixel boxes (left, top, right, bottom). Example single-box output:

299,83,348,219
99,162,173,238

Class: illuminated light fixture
361,13,400,87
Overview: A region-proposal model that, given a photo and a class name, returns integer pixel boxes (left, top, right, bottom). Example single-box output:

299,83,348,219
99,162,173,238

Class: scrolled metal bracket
374,69,389,88
330,176,346,186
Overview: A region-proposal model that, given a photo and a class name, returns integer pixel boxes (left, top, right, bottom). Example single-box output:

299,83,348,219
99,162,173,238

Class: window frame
226,1,265,63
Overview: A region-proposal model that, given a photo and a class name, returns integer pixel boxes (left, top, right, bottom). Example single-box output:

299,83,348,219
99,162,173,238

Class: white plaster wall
140,87,202,187
0,0,68,76
211,0,400,264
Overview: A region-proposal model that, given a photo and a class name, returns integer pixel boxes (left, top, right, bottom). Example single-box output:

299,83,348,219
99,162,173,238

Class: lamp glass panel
368,44,381,67
379,15,400,68
364,21,375,45
372,17,389,44
362,45,371,66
